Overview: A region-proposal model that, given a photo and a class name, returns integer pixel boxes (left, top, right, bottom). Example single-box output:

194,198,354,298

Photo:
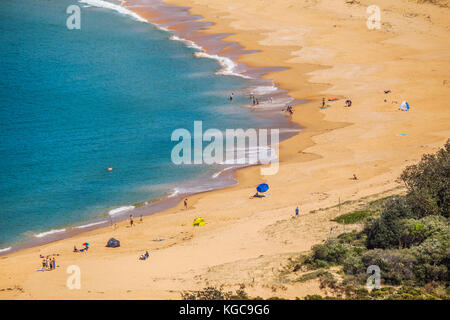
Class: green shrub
361,249,417,285
399,215,448,248
364,196,415,249
400,139,449,218
307,240,354,267
333,210,373,224
181,286,232,300
342,253,365,275
411,232,450,283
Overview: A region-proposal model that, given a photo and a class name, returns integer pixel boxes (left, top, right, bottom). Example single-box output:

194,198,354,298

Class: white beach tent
399,101,410,111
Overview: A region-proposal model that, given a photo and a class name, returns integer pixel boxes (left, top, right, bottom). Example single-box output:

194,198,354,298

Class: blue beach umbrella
257,183,269,193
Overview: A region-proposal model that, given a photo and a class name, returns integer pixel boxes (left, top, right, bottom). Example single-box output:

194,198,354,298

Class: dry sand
0,0,449,299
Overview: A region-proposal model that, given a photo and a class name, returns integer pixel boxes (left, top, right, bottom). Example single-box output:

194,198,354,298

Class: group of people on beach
250,94,260,106
39,255,57,271
321,97,352,108
230,92,277,107
129,214,144,227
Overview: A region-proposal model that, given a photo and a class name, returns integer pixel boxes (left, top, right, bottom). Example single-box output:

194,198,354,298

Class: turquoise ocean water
0,0,287,250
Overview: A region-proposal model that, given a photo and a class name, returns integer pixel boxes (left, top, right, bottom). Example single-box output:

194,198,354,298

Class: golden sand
0,0,449,299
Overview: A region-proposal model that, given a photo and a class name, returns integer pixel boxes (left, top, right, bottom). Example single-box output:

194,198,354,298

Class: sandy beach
1,0,449,299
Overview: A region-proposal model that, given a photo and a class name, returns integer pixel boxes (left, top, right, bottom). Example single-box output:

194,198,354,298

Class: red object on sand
328,98,339,101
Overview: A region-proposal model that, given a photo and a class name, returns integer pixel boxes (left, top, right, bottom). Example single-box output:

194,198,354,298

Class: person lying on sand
139,250,150,261
250,192,265,199
351,174,358,180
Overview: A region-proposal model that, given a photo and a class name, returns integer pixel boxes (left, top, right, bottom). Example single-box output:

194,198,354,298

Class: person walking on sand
130,214,134,227
184,198,188,210
52,258,56,270
295,206,299,217
322,97,325,108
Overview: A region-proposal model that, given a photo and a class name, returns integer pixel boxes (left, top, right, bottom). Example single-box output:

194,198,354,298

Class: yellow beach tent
193,217,206,227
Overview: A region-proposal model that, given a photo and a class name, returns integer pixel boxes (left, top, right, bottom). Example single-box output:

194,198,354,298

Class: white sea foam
108,206,135,216
252,85,279,95
0,247,11,253
169,36,250,78
78,0,147,23
34,228,66,238
169,185,215,197
194,52,251,79
219,146,278,165
81,1,248,79
212,166,235,178
169,35,204,51
74,221,107,229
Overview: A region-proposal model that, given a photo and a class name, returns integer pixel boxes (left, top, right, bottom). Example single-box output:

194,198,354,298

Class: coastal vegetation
297,140,449,299
183,140,449,300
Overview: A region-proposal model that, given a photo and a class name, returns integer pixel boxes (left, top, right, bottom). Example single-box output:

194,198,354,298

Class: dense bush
361,249,417,285
298,141,449,298
400,140,449,218
411,231,450,283
364,196,414,249
306,240,364,268
332,210,373,224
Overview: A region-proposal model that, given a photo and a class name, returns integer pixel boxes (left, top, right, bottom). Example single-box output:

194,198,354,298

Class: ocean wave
219,146,278,165
0,247,11,253
108,205,135,215
82,1,248,79
34,228,66,238
169,185,215,198
170,35,251,79
169,35,204,51
74,221,107,229
212,166,235,178
252,85,279,95
78,0,147,23
194,52,251,79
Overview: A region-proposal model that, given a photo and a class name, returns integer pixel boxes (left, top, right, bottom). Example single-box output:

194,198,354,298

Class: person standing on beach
322,98,326,108
130,214,134,227
184,198,188,210
295,206,299,217
52,258,56,270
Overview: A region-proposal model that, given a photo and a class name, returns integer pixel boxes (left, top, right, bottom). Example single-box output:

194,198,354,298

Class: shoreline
1,0,449,299
0,0,302,255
